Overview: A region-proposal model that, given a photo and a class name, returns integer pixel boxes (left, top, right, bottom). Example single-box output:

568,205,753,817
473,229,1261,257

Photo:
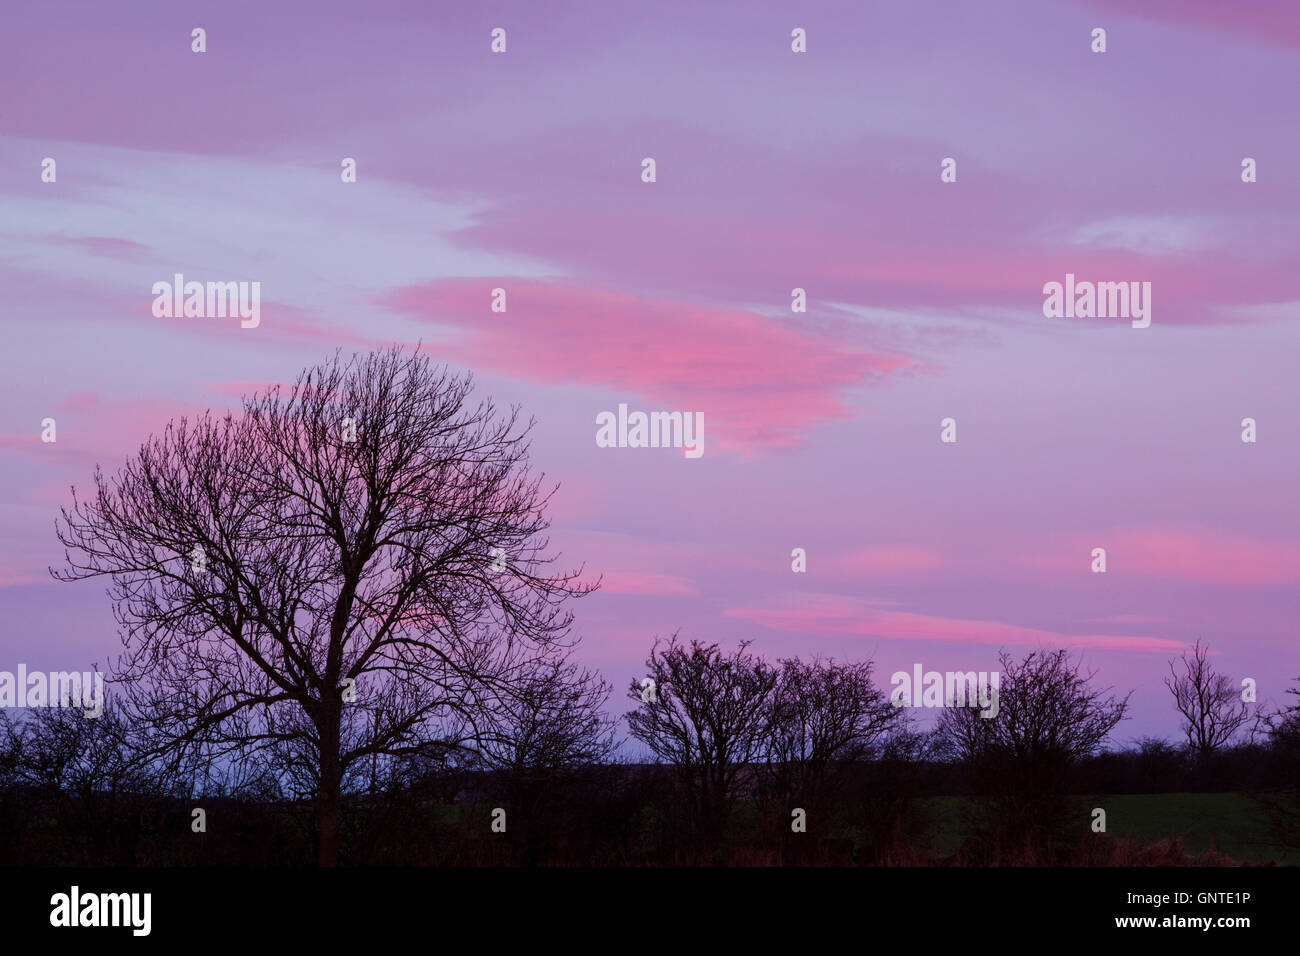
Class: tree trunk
317,711,342,867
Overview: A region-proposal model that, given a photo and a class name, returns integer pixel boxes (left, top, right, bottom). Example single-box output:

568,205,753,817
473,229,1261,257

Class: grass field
401,793,1300,865
920,793,1298,865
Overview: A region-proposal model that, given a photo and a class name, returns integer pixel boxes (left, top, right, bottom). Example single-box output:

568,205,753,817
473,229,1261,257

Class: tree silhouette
935,648,1129,863
762,656,901,844
474,651,618,861
1164,639,1251,758
1258,675,1300,851
625,635,778,859
53,347,595,865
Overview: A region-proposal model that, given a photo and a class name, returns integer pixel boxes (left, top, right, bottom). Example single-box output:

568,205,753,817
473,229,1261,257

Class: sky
1,0,1298,744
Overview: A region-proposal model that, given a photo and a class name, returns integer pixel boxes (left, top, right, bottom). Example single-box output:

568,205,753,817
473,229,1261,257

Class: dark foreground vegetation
0,763,1296,867
1,702,1297,867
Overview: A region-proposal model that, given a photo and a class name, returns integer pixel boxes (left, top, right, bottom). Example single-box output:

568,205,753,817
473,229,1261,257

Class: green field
920,793,1298,865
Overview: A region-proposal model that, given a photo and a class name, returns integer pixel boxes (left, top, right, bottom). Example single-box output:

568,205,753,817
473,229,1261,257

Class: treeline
1,638,1297,866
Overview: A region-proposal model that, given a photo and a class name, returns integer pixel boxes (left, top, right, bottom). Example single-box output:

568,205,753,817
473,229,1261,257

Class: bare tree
0,701,174,864
937,649,1129,766
625,635,778,857
476,654,616,791
763,657,901,822
53,347,595,865
471,654,618,861
1165,639,1251,758
935,648,1129,862
1268,677,1300,750
1257,675,1300,851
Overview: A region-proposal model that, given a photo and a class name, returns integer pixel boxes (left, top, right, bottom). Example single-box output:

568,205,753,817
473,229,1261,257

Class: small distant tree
474,653,618,860
0,702,167,864
935,648,1129,862
1269,678,1300,752
1257,675,1300,851
1165,640,1251,758
1132,735,1188,792
763,657,901,822
625,636,778,858
477,654,617,783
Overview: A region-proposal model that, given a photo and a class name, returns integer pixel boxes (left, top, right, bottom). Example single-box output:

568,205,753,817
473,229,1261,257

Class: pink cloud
0,574,42,588
593,571,698,597
5,398,215,470
1031,526,1300,587
253,306,395,351
199,380,302,401
559,530,756,589
141,298,388,350
724,593,1184,653
0,558,45,587
380,278,918,451
1082,0,1300,51
836,547,944,575
545,483,607,525
400,117,1300,329
54,390,100,413
48,236,151,261
1082,614,1168,624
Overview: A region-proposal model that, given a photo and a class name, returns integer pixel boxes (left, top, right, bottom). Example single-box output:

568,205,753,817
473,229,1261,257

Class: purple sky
2,0,1298,744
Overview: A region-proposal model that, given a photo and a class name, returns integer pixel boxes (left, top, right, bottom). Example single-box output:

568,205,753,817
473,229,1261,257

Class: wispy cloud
725,593,1184,652
381,278,917,451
